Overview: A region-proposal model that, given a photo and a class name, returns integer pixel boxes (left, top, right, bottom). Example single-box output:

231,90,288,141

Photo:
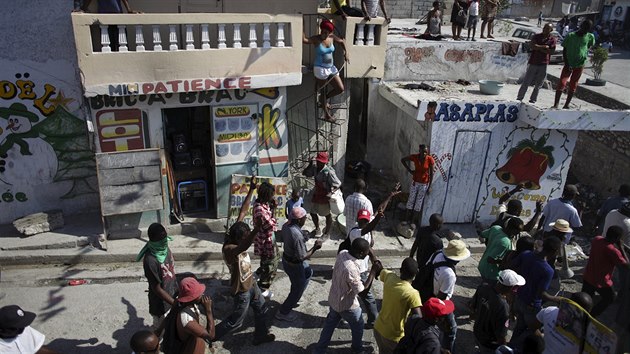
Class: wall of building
366,82,431,190
388,0,437,19
0,1,99,224
88,87,289,221
385,39,529,82
571,131,630,196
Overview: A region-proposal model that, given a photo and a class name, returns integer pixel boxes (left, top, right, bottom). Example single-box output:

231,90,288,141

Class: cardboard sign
226,174,288,232
553,298,617,354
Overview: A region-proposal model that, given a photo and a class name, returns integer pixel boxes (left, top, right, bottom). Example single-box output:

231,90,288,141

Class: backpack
337,226,360,254
161,304,198,354
411,251,455,302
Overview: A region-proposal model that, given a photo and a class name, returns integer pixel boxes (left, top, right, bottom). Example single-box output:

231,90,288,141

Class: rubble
13,210,64,236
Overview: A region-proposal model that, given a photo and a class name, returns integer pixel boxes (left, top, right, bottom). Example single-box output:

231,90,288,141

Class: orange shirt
410,154,435,183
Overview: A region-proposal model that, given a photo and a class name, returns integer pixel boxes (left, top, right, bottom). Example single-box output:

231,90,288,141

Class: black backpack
411,251,455,302
337,226,360,254
161,304,198,354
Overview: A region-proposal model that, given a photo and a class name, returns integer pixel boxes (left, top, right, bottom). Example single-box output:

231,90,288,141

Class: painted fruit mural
495,136,555,190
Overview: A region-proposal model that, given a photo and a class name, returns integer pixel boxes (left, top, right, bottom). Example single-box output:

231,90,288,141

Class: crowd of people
3,143,628,354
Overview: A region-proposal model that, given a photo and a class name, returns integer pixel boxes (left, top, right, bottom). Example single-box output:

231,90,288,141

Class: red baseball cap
178,277,206,303
316,152,329,164
421,298,455,319
357,209,371,221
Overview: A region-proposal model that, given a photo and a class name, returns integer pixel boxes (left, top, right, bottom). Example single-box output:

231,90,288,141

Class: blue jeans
313,306,364,354
440,311,457,352
215,283,270,341
510,297,540,348
279,258,312,314
359,271,378,325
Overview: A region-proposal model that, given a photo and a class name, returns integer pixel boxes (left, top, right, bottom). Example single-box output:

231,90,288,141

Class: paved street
1,253,596,354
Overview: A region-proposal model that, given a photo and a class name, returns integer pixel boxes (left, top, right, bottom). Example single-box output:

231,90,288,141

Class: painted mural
418,100,577,225
0,62,97,223
213,103,259,165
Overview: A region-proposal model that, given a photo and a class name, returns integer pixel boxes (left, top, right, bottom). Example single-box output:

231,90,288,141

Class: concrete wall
0,1,99,224
570,131,630,196
385,38,529,82
388,0,436,19
366,82,431,190
88,87,289,220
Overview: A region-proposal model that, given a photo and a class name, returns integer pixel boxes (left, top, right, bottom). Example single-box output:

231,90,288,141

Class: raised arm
523,201,543,232
237,176,257,222
498,184,524,205
333,0,348,19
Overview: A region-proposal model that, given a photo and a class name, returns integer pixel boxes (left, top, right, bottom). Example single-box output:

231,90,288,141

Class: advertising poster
96,109,146,152
226,174,288,232
554,298,617,354
212,104,258,165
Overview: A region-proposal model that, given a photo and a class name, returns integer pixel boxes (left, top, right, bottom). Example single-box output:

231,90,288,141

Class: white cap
498,270,526,287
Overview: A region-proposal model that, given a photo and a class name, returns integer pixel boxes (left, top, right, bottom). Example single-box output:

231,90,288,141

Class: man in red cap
396,298,456,353
161,277,215,354
303,151,341,237
400,144,435,226
0,305,59,353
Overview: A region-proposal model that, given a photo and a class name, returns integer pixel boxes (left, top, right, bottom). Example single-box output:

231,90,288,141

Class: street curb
0,241,487,266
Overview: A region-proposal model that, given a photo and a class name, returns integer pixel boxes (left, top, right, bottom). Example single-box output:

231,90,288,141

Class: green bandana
136,236,173,263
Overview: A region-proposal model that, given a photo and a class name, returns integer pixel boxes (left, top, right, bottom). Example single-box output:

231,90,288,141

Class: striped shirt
344,192,374,227
253,201,277,257
329,250,365,312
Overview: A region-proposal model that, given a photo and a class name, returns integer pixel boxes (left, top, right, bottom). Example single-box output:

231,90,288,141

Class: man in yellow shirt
374,258,422,353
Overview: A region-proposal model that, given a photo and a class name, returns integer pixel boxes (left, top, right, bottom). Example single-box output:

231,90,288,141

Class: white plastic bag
329,189,345,215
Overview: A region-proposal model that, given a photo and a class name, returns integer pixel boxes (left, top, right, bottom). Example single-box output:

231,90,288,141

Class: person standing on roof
517,23,557,104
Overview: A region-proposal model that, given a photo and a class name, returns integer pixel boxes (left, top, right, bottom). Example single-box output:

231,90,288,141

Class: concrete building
366,22,630,225
0,0,388,238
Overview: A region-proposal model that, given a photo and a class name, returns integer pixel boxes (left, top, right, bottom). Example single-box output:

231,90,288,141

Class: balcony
71,13,303,97
340,17,388,78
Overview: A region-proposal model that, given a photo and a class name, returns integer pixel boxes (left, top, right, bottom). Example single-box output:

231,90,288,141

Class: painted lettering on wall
256,104,283,150
444,49,484,63
404,47,435,63
227,174,288,230
0,73,71,117
96,109,146,153
216,106,251,117
108,77,253,96
491,54,519,69
89,89,248,109
218,132,252,143
434,102,519,122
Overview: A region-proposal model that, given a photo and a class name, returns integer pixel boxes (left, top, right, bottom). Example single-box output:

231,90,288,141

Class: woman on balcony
303,20,349,123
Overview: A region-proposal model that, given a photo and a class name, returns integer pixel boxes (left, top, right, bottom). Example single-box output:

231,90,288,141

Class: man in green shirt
478,218,524,283
553,19,595,109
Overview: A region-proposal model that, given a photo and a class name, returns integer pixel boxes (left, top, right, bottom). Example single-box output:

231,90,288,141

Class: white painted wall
385,38,529,82
0,1,99,223
418,100,578,225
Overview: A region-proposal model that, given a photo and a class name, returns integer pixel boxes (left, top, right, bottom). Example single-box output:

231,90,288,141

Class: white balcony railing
71,13,303,96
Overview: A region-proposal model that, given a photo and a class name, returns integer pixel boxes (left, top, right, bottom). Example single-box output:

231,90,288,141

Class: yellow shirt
331,0,347,13
373,269,423,342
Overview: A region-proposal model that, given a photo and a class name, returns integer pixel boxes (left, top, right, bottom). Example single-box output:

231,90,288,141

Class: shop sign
96,109,145,152
213,104,258,165
226,174,288,231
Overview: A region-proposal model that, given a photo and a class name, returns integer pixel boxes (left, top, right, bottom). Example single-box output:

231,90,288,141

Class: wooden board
96,149,163,216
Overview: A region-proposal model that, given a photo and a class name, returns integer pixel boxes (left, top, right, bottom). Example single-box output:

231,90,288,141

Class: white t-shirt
469,1,480,16
348,227,371,273
536,307,580,354
364,0,379,17
603,210,630,248
432,252,456,299
542,198,582,235
179,304,201,328
0,326,45,353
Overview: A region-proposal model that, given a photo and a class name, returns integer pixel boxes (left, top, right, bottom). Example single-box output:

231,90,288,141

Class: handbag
329,189,345,215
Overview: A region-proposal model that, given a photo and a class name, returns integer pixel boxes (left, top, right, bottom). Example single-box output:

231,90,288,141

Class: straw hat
443,239,471,261
549,219,572,233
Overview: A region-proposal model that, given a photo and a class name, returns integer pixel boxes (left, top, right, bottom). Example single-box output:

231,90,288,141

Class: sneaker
472,38,477,41
275,311,299,321
292,301,302,308
314,228,322,237
252,333,275,346
261,289,273,298
364,322,375,329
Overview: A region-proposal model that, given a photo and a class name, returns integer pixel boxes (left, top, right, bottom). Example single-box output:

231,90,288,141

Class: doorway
441,130,491,223
162,106,216,218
